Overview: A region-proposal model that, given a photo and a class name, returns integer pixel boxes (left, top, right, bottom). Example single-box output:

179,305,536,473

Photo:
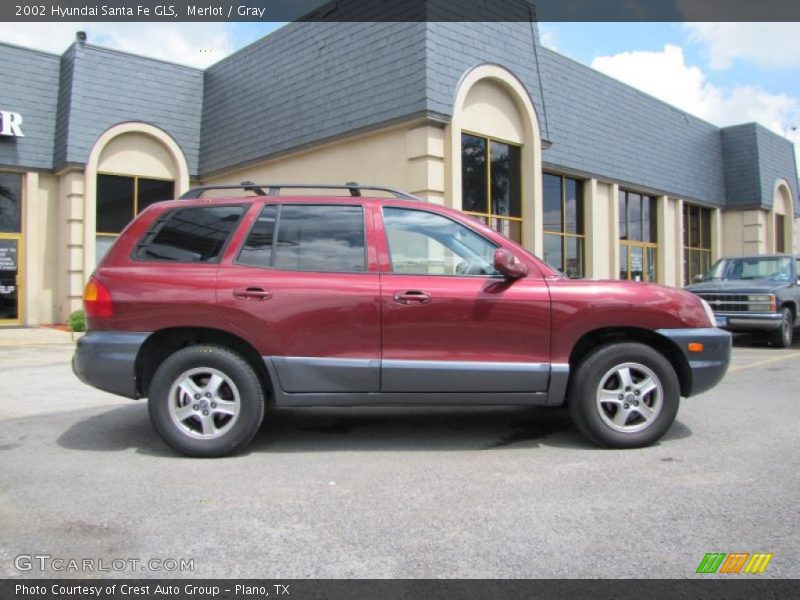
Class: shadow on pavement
731,331,800,349
56,403,692,456
56,404,173,457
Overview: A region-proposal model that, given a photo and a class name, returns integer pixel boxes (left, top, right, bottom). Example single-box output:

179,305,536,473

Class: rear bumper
715,312,783,331
656,328,732,397
72,331,151,399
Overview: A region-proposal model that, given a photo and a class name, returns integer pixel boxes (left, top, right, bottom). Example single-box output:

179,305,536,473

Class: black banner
3,0,800,22
3,579,800,600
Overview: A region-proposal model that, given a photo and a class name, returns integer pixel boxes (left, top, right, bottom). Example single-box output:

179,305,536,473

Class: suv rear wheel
148,344,265,457
568,343,680,448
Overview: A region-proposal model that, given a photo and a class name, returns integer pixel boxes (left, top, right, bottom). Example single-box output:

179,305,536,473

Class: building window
461,133,522,243
775,214,786,253
96,173,175,261
543,173,585,278
683,204,713,286
0,172,22,234
0,173,23,324
619,190,658,282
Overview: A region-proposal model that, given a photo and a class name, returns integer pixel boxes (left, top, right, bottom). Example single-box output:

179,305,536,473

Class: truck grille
696,293,772,313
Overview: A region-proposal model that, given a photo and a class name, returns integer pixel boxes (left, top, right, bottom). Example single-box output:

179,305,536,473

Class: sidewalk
0,326,76,346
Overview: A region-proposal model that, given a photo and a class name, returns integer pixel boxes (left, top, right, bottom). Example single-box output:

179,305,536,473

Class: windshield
705,256,792,281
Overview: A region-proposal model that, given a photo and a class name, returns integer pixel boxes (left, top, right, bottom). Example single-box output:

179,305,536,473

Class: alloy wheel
167,367,241,439
595,362,664,433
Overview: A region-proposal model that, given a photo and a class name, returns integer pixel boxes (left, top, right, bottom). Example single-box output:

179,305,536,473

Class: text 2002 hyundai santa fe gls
73,183,731,457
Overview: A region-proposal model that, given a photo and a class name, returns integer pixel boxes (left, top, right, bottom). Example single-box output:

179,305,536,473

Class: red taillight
83,278,114,318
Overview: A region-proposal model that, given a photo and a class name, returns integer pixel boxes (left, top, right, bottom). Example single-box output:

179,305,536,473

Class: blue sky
2,21,799,168
544,23,800,105
539,22,800,148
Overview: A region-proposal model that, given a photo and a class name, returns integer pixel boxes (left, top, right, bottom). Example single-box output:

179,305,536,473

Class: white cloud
538,25,557,51
0,22,238,68
592,45,719,118
591,44,800,173
684,22,800,70
591,44,799,133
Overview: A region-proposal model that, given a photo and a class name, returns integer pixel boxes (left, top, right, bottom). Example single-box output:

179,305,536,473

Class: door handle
393,290,432,305
233,287,273,301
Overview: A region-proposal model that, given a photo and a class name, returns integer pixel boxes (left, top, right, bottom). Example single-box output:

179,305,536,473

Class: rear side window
238,204,366,272
134,205,244,263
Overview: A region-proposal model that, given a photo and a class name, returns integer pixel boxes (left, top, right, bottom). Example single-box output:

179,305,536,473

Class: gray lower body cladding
72,331,150,399
266,357,567,407
656,327,732,397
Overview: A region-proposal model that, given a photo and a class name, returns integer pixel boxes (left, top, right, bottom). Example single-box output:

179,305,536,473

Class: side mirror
493,248,528,279
693,274,704,283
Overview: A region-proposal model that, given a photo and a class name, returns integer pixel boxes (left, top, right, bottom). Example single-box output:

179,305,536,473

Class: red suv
73,183,731,457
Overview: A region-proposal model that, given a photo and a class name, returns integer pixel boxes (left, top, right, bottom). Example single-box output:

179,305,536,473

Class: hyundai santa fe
73,183,731,457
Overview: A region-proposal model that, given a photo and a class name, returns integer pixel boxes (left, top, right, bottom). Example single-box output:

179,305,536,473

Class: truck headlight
700,298,716,327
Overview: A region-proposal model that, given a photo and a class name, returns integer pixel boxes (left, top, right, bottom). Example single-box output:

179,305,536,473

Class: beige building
1,23,798,327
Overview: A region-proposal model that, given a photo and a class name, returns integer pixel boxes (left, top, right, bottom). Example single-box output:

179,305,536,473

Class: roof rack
179,181,421,201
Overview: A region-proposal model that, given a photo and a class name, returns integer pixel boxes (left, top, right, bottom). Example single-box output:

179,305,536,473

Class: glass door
619,242,657,282
0,237,21,324
0,173,23,325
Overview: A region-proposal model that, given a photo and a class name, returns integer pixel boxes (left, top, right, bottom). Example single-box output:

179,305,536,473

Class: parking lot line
728,351,800,373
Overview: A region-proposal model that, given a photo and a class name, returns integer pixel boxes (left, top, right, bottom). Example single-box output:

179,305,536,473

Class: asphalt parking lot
0,336,798,579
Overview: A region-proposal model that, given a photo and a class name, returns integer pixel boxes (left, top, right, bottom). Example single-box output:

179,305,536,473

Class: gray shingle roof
0,43,60,170
54,43,204,174
721,123,800,214
754,123,800,213
200,22,429,176
537,48,729,207
423,21,547,128
721,124,762,208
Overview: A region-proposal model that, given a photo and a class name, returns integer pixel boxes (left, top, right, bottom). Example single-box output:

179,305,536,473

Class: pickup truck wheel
148,344,265,457
769,308,794,348
568,343,680,448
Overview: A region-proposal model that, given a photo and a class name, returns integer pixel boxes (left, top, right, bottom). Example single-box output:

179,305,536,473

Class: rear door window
134,205,245,263
237,204,366,272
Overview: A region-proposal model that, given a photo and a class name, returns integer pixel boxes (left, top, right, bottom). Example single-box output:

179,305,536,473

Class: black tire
148,344,265,457
769,307,794,348
568,342,681,448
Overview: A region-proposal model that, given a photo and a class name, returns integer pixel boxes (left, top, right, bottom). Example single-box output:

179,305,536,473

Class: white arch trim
770,178,795,253
83,122,190,274
447,64,543,254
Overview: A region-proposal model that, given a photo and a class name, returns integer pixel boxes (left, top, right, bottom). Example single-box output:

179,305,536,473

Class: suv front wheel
148,344,265,457
568,343,680,448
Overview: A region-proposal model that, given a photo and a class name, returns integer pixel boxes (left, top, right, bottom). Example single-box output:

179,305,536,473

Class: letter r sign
0,111,25,137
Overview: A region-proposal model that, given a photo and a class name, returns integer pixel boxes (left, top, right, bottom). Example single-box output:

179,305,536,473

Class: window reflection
383,207,498,277
619,189,658,282
461,134,487,214
682,203,713,285
543,173,585,278
461,133,522,243
238,205,366,273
